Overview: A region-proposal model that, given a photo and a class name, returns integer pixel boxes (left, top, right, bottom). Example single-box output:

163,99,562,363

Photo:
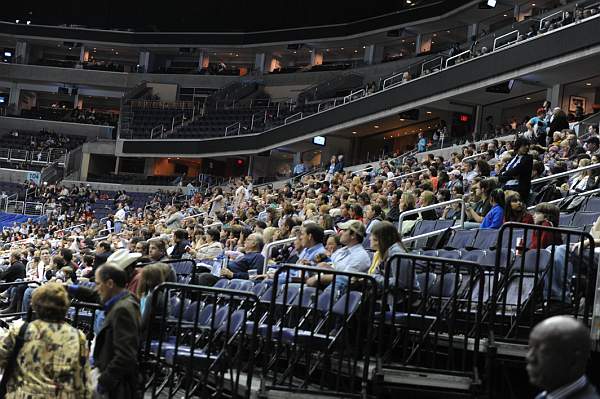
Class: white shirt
542,375,588,399
331,243,371,273
114,208,126,223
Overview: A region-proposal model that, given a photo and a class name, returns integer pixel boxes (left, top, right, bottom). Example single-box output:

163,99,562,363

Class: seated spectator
531,203,562,249
197,233,265,286
170,229,190,259
307,220,370,288
189,228,223,260
504,191,534,224
297,223,328,265
480,189,505,229
368,221,416,289
464,178,496,229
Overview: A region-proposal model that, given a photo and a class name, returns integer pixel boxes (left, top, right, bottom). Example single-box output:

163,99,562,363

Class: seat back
445,229,476,249
472,229,499,250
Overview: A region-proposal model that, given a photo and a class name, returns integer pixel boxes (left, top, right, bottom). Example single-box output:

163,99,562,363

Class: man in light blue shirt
298,223,329,265
307,220,370,288
293,162,307,176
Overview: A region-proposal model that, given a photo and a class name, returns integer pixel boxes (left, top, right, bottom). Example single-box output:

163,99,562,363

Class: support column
467,23,479,42
309,50,323,66
114,156,120,175
415,34,432,55
80,153,90,181
547,84,564,110
247,155,253,176
473,105,483,139
8,83,21,115
363,44,384,65
138,50,151,73
514,2,521,22
198,50,209,72
254,52,266,73
14,41,29,64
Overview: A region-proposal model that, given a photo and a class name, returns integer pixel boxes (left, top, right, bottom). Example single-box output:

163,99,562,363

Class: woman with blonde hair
0,282,92,397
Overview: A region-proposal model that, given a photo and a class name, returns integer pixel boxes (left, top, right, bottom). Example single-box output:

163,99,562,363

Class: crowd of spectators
0,96,596,395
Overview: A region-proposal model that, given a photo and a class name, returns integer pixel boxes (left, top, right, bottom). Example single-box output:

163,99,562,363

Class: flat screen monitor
313,136,326,146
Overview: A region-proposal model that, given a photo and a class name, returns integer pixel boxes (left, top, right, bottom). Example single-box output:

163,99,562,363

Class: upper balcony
117,13,600,157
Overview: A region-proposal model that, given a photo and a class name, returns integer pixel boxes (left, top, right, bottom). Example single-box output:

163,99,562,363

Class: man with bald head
527,316,599,399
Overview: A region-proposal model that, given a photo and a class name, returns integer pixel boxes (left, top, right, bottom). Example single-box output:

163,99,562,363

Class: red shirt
530,220,562,249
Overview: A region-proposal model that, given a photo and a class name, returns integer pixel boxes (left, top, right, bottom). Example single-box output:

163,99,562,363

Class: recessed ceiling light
426,111,432,114
586,82,592,86
433,34,437,37
446,30,450,33
341,47,344,50
354,50,358,53
431,41,435,44
352,131,357,134
526,97,531,100
362,46,366,49
406,0,411,3
503,14,508,17
401,40,405,43
374,125,380,128
531,3,536,6
400,118,406,121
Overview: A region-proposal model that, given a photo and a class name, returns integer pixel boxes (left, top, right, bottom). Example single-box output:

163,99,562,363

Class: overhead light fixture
426,111,432,114
531,3,536,6
354,50,358,53
406,0,412,3
26,21,31,25
400,118,405,121
341,47,344,50
362,46,366,49
526,97,531,100
352,131,357,134
586,82,592,86
374,125,380,128
15,19,20,24
446,30,450,33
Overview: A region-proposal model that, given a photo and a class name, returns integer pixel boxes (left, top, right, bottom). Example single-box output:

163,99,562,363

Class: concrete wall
0,167,39,184
147,83,178,102
61,179,182,193
0,116,114,139
0,63,239,91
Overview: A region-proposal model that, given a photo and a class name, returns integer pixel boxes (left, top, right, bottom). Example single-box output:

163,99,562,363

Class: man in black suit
527,316,600,399
498,137,533,203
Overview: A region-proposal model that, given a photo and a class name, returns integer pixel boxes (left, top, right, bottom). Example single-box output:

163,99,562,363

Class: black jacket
498,154,533,202
68,287,141,398
0,260,26,283
95,292,142,398
548,114,569,134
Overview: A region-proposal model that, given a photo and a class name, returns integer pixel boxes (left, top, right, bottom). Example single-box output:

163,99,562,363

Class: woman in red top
530,203,562,249
504,191,534,224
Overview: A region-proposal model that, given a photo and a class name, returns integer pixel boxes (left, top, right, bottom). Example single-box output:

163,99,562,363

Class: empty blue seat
472,229,499,250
